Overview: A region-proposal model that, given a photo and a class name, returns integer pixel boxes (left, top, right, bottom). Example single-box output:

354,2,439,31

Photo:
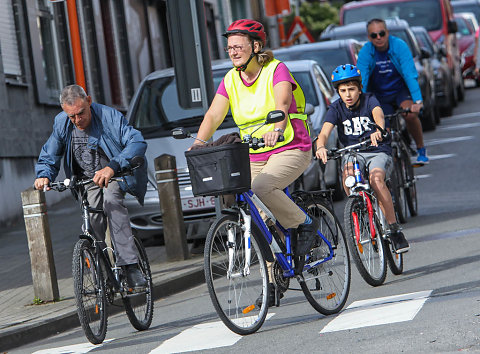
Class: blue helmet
331,64,362,89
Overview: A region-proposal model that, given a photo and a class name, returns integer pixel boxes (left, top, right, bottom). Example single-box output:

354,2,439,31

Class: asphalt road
13,86,480,353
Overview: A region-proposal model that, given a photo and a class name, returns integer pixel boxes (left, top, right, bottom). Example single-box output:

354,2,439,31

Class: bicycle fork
351,192,376,252
226,208,252,279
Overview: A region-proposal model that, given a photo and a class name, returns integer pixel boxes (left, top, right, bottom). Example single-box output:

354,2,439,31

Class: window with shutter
0,0,22,78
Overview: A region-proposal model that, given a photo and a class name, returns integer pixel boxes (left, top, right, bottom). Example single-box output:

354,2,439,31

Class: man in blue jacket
34,84,148,289
357,18,429,165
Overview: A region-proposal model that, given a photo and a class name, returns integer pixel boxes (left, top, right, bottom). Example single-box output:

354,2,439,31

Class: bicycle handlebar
244,135,285,150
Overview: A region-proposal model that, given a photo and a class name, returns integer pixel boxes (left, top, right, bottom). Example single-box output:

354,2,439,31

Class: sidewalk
0,197,205,352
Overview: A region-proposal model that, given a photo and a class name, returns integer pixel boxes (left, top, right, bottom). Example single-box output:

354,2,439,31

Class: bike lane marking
424,136,474,146
150,313,275,353
320,290,432,333
32,339,115,353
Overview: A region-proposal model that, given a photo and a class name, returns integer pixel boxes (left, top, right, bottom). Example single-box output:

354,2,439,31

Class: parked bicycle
327,126,403,287
46,157,153,344
385,108,418,223
173,111,351,335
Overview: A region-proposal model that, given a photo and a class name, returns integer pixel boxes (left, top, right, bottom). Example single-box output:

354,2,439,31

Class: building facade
0,0,272,225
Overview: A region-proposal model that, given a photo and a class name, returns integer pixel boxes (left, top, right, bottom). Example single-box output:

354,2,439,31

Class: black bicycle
47,158,153,344
385,108,418,223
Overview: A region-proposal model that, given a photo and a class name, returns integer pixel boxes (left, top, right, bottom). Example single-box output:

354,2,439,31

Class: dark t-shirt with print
72,127,110,178
324,93,391,155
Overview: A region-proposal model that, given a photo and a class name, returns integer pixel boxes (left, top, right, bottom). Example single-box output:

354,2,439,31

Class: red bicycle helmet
223,19,267,46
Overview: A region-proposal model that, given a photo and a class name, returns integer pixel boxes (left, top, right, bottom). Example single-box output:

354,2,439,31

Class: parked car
411,26,457,116
320,19,439,131
340,0,465,103
452,0,480,24
454,12,480,84
125,59,336,243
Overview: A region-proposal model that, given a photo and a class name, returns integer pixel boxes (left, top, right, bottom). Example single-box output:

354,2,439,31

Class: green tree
284,2,340,41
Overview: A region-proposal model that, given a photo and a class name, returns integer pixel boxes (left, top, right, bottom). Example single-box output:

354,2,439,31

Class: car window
313,65,335,102
455,17,474,35
276,48,353,81
416,31,435,55
452,4,480,24
130,69,235,137
343,0,443,32
291,71,319,106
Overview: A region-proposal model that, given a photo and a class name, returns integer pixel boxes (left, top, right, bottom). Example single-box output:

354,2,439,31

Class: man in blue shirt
34,85,148,289
357,18,429,166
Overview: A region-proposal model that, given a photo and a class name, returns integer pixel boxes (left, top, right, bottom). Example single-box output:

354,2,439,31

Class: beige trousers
250,148,312,229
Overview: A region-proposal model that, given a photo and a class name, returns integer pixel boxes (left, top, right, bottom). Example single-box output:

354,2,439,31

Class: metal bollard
21,187,59,302
154,154,189,261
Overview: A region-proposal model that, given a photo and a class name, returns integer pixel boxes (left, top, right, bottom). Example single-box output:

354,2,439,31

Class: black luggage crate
185,143,251,196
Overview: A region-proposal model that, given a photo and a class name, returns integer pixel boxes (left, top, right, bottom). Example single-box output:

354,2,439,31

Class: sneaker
255,283,283,308
296,216,320,256
414,147,429,166
388,230,410,254
125,264,147,289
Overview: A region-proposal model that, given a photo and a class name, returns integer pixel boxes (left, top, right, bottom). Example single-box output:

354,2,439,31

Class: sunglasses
369,30,386,39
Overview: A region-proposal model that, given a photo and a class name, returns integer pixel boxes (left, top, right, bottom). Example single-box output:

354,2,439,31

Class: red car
454,12,480,84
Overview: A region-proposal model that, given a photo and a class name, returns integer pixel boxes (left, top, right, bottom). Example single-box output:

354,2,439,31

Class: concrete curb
0,265,205,352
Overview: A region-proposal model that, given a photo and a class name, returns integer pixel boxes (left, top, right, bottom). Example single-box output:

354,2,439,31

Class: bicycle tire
299,200,351,315
344,196,387,286
391,156,407,224
402,149,418,217
384,236,404,275
72,238,108,344
204,214,269,335
123,235,154,331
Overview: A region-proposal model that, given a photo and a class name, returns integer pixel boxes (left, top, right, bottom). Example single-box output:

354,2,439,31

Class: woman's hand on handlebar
93,166,115,188
262,130,283,147
410,102,423,113
34,177,51,191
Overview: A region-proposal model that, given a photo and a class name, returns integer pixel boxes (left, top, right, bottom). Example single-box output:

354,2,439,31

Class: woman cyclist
193,19,318,304
315,64,409,254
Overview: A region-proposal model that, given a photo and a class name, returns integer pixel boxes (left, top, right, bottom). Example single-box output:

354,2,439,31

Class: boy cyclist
315,64,409,253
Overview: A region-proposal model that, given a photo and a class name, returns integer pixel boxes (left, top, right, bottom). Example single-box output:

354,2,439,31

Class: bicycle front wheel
123,235,154,331
72,238,108,344
204,214,269,335
344,196,387,286
299,201,351,315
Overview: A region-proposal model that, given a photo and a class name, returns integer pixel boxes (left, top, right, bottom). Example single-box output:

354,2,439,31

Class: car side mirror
420,47,431,60
171,127,191,139
265,110,286,124
305,103,315,116
448,20,458,34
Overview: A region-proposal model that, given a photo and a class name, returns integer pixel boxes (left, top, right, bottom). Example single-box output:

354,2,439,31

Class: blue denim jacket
357,35,423,102
35,102,148,205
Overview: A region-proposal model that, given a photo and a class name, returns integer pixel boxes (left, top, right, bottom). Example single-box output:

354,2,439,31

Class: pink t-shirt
217,62,311,161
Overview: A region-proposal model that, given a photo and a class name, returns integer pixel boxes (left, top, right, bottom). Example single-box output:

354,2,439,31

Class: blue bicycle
173,111,350,335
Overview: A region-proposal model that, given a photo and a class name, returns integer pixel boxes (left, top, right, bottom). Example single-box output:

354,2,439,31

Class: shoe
255,283,283,308
388,230,410,254
125,264,147,288
414,147,429,166
296,216,320,256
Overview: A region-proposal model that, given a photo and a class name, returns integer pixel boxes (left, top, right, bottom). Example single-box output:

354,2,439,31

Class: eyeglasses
369,30,386,39
224,45,246,53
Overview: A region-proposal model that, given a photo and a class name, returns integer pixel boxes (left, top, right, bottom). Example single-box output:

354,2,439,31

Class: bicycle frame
235,189,334,279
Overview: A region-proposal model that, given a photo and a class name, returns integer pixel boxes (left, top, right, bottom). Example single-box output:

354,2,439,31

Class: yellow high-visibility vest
224,59,308,154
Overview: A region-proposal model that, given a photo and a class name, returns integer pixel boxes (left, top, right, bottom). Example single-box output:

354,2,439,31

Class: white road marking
439,122,480,131
424,136,474,146
423,153,456,161
32,339,114,354
150,314,275,353
447,112,480,120
320,290,432,333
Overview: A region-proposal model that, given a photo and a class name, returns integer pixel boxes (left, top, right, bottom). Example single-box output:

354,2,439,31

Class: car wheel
457,77,465,102
421,104,436,131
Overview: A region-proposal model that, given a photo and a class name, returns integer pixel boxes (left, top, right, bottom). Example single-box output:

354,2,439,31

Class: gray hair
59,85,88,106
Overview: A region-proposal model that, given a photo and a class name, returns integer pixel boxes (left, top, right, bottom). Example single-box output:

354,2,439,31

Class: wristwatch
274,127,285,134
415,100,423,104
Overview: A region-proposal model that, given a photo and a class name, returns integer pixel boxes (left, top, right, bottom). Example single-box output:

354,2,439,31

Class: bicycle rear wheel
204,214,269,335
123,235,154,331
385,236,404,275
299,201,351,315
344,196,387,286
391,156,407,224
72,239,108,344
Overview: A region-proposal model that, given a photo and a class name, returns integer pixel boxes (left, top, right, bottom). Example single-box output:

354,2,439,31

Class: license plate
181,196,216,211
